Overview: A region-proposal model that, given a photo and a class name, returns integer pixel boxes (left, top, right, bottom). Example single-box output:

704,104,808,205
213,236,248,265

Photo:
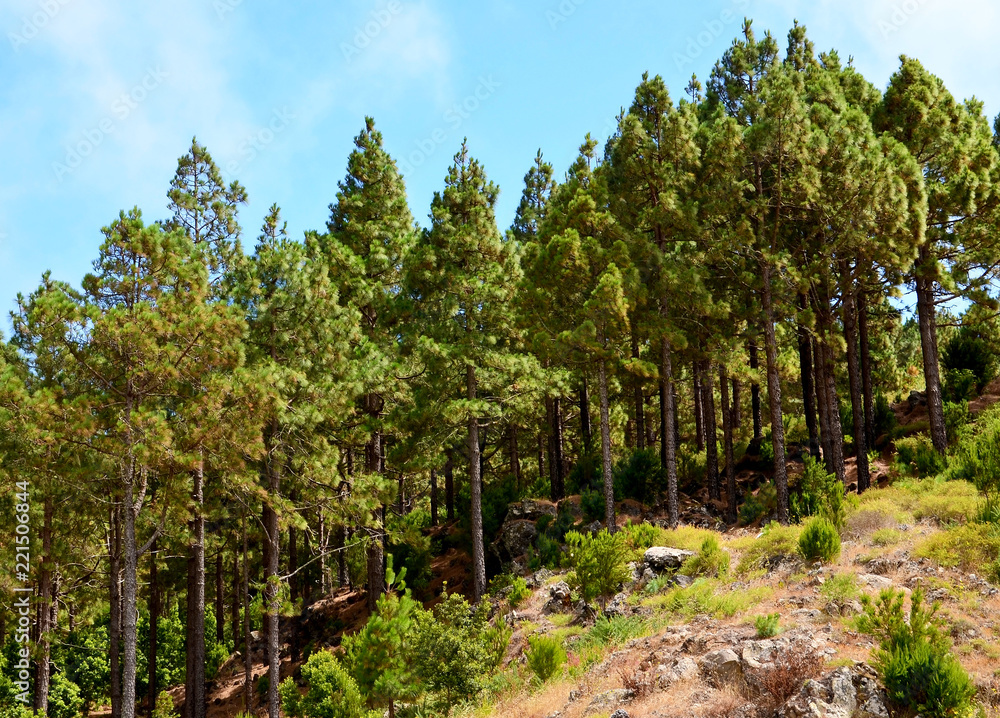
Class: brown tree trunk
702,360,720,502
445,452,455,522
817,301,847,484
858,285,875,443
580,379,593,454
661,335,679,528
184,461,206,718
468,365,487,601
732,379,742,429
813,335,834,474
109,503,122,718
508,426,521,486
121,480,142,718
748,339,763,447
761,264,789,524
797,294,820,459
215,553,224,645
230,555,239,651
149,541,159,718
262,437,281,718
631,330,645,450
552,397,565,499
430,468,438,526
366,429,384,613
242,518,252,714
34,496,53,716
693,362,705,452
842,268,871,492
720,366,737,524
598,359,616,533
916,248,948,453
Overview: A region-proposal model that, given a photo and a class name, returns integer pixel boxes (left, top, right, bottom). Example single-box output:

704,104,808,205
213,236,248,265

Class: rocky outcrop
699,648,743,686
491,519,537,562
643,546,695,571
781,666,888,718
505,499,558,522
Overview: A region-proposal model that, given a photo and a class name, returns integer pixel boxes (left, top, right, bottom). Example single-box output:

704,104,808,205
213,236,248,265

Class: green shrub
739,482,777,526
734,521,801,574
895,435,946,477
151,691,177,718
856,588,975,718
508,577,530,608
526,635,566,683
871,528,903,546
942,400,971,444
942,324,997,393
612,448,665,504
798,517,841,563
0,706,33,718
947,405,1000,503
47,672,84,718
483,620,513,672
872,391,898,441
820,573,859,603
754,613,780,638
790,457,845,530
586,615,647,647
565,529,630,611
653,578,770,618
580,488,604,524
679,535,730,579
567,452,601,494
621,521,661,552
914,522,1000,571
942,368,977,403
279,651,376,718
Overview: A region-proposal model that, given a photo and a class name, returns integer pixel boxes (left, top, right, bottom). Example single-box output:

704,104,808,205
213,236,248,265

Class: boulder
644,546,694,571
609,711,630,718
604,592,629,618
557,495,583,520
583,689,634,716
492,520,537,561
698,648,743,686
782,666,889,718
858,573,893,591
506,499,558,522
583,520,604,535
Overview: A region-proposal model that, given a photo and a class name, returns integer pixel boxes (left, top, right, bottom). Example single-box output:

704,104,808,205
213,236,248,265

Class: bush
914,522,1000,571
857,588,975,718
679,535,730,579
279,651,376,718
567,452,601,494
151,691,177,718
508,577,530,608
526,635,566,683
621,521,661,552
754,613,780,638
942,400,971,444
820,573,859,603
942,324,997,394
790,457,845,530
48,672,84,718
654,578,771,618
739,482,777,526
943,368,977,403
586,615,647,647
872,391,898,441
613,448,664,504
798,517,841,563
947,406,1000,502
483,620,513,672
580,488,604,524
564,529,630,612
895,435,946,478
734,521,801,574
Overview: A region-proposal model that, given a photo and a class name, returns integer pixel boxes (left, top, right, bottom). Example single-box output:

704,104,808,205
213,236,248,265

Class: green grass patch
914,522,1000,571
820,572,859,603
732,523,802,575
871,528,904,547
652,525,725,552
644,578,772,618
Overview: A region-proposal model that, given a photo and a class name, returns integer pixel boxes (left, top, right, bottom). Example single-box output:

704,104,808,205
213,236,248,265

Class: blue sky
1,0,997,327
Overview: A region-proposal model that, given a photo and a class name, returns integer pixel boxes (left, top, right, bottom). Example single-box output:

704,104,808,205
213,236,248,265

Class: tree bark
508,427,521,486
109,503,122,718
430,468,438,526
445,452,455,522
631,330,645,450
813,335,834,474
242,518,252,714
915,248,948,453
34,496,53,716
748,340,763,447
184,461,206,718
149,541,159,718
215,552,224,645
660,336,679,528
580,379,593,454
817,302,847,484
720,365,737,524
797,295,820,459
761,263,789,524
842,269,871,492
702,361,720,502
365,429,384,613
121,480,141,718
230,554,239,652
732,379,742,429
598,359,616,533
468,365,487,601
552,397,565,499
858,285,875,443
263,436,281,718
693,362,705,452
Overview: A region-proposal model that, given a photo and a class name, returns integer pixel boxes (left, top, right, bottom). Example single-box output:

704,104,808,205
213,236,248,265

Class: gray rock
674,573,693,588
609,711,630,718
604,592,629,618
549,580,571,602
698,648,743,685
584,689,634,715
791,608,822,620
583,520,604,535
506,499,558,522
782,666,889,718
492,520,537,561
657,655,699,688
859,573,893,591
644,546,695,571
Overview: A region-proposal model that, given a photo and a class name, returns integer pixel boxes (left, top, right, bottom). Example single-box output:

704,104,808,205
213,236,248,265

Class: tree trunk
580,379,593,454
445,451,455,522
720,365,737,524
468,365,487,601
797,295,820,459
660,336,679,528
184,462,206,718
552,397,565,499
263,437,281,718
702,361,720,502
34,496,53,716
289,520,298,604
366,429,384,613
858,286,875,444
149,541,159,718
242,518,252,714
430,469,438,526
817,303,847,484
631,329,645,450
109,503,122,718
842,269,871,492
121,482,141,718
598,359,616,533
693,362,705,452
915,249,947,453
545,395,556,495
230,555,239,652
508,427,521,487
814,335,834,474
761,264,789,524
732,379,742,429
748,340,763,446
215,553,224,645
